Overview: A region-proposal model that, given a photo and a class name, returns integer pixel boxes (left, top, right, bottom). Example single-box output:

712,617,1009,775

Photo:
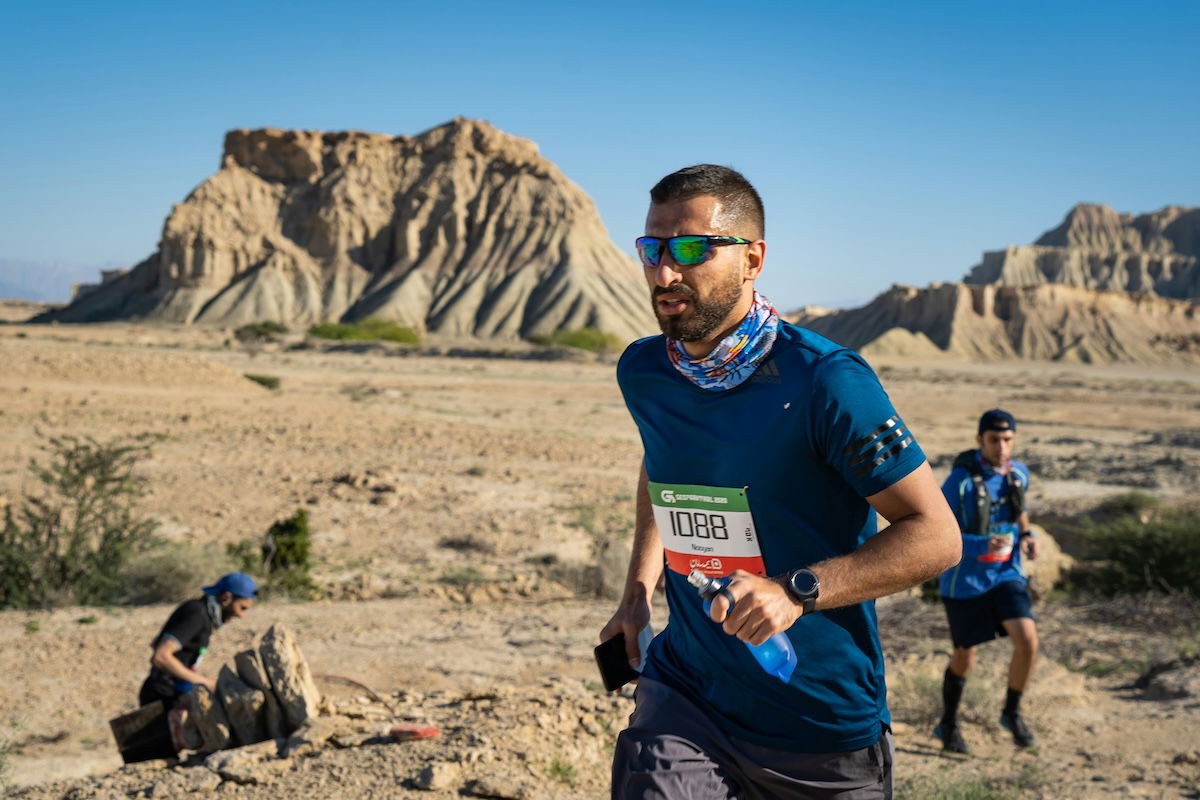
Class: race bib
648,482,766,577
978,522,1018,563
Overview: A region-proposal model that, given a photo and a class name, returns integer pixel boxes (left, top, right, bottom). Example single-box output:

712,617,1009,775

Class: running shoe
933,721,970,754
999,709,1035,747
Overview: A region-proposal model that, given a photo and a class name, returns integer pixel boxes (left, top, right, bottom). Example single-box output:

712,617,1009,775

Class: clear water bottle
687,570,798,683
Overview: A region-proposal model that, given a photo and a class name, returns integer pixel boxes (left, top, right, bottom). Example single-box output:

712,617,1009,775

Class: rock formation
38,119,656,341
788,282,1200,364
966,203,1200,300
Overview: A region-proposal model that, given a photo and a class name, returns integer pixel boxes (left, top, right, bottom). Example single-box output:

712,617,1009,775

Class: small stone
415,762,461,791
281,716,342,757
331,732,377,748
181,768,222,792
465,777,534,799
204,739,282,785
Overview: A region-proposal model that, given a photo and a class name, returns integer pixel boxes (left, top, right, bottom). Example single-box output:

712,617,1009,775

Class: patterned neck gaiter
206,593,224,630
666,291,780,391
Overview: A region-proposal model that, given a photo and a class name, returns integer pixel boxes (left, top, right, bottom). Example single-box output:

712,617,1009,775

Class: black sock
1004,688,1022,716
942,668,966,726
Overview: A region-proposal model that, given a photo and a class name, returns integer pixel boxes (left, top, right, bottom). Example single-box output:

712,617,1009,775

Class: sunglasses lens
669,236,712,266
635,237,662,267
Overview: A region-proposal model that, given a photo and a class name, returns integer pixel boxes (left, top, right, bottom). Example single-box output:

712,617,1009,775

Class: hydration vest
952,450,1025,536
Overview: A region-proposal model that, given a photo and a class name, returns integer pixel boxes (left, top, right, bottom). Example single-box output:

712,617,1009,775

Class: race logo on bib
648,482,766,577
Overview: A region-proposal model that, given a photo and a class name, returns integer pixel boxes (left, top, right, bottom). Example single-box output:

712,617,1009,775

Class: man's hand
987,535,1013,557
1021,534,1040,560
599,598,651,670
706,570,801,646
201,675,217,693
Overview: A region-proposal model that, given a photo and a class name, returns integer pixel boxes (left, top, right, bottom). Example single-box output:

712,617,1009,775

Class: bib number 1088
667,509,729,540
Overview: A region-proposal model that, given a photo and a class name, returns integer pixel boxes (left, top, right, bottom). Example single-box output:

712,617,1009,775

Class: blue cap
978,408,1017,434
202,572,258,599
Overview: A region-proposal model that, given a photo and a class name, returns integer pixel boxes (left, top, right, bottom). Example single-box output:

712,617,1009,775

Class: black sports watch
786,568,820,616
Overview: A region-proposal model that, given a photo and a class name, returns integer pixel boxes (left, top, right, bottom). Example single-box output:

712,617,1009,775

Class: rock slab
235,647,288,740
186,685,232,752
216,664,269,746
259,623,322,730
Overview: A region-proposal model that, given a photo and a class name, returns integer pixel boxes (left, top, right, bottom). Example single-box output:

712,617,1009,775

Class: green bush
1094,490,1160,519
228,508,319,600
244,373,282,391
234,321,288,342
307,319,420,344
0,433,161,609
1070,503,1200,595
529,327,623,353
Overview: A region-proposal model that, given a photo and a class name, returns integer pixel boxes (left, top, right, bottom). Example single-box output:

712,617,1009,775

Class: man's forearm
621,464,663,602
805,513,959,612
153,651,206,685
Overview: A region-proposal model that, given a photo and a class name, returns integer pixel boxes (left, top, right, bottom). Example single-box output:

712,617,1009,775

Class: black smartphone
594,633,639,692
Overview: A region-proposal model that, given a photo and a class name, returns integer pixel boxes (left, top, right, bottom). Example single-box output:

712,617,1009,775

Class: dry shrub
118,541,239,605
0,433,161,609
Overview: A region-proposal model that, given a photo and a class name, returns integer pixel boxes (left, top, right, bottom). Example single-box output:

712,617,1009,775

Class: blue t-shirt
617,321,927,753
938,454,1030,599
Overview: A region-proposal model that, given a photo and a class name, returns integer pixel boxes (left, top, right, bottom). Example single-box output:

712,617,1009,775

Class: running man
601,164,960,799
935,409,1040,753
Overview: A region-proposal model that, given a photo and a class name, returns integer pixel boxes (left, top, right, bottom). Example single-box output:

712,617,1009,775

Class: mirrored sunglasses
635,235,752,268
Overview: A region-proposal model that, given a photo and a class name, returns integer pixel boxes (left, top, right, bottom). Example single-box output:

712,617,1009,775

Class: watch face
790,569,818,598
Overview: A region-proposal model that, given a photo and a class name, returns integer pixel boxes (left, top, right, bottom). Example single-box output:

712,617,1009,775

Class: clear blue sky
1,0,1197,308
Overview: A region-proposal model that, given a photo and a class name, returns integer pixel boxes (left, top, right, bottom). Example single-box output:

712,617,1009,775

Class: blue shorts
941,580,1034,649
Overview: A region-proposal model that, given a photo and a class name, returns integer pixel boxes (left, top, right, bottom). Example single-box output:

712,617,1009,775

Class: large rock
259,623,321,729
966,203,1200,300
789,282,1200,365
216,665,269,746
186,685,232,752
235,648,287,740
36,119,657,343
787,202,1200,364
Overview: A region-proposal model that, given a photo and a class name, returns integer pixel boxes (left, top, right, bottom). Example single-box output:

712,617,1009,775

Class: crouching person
138,572,257,708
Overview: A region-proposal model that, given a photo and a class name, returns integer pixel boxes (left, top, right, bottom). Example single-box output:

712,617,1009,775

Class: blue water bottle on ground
688,570,798,683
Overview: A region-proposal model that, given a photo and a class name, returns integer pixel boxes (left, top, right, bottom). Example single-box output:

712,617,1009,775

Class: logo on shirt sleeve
844,414,914,477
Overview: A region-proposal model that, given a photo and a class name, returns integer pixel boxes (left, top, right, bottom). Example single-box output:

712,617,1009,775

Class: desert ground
1,304,1198,799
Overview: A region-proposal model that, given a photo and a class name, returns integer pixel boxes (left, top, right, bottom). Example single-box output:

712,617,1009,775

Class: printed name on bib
648,482,766,577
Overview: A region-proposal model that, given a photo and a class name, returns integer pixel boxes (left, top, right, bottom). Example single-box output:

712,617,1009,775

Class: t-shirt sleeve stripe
848,424,908,467
853,435,914,476
842,414,899,456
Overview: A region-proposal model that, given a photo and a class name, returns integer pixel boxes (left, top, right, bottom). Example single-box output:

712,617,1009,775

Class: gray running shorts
612,677,893,800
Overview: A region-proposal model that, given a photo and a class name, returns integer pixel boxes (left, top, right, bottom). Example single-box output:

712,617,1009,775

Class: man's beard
653,271,745,343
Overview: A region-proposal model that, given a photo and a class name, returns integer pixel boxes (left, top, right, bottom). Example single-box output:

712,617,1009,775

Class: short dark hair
649,164,764,239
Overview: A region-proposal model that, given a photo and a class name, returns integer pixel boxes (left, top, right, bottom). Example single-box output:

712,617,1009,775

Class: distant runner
935,409,1040,753
601,163,960,799
138,572,257,708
